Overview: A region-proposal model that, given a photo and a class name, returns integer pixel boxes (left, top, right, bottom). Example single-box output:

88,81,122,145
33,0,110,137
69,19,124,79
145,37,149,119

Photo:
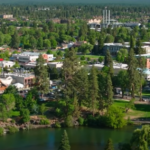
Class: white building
103,43,130,55
142,46,150,54
0,61,15,68
87,62,128,75
61,42,74,49
24,62,47,69
103,42,150,55
48,62,63,69
10,52,54,65
3,72,35,88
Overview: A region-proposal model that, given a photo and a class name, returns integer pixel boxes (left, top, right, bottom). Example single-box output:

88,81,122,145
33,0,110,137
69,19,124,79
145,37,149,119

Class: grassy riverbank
113,100,150,119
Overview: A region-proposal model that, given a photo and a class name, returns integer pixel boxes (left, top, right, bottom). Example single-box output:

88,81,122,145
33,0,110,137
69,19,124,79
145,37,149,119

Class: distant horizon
0,0,150,5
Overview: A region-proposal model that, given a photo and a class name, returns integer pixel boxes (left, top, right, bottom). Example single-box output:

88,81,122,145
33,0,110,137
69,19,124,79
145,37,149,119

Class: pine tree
130,35,135,49
136,38,143,54
63,48,80,100
105,75,113,108
97,36,104,54
137,56,146,101
11,31,20,48
104,138,114,150
74,68,89,106
127,49,139,98
58,130,71,150
73,96,80,118
104,50,114,77
89,66,99,116
34,54,49,97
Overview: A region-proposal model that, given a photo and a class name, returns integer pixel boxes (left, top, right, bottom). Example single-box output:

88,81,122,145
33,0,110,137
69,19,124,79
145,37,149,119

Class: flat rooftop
4,73,35,78
135,54,150,57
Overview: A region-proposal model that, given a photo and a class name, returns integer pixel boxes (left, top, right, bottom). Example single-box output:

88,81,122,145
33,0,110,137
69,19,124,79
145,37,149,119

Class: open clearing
113,100,150,119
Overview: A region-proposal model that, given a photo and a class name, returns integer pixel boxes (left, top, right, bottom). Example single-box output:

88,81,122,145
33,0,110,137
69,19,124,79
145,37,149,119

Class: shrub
7,126,19,134
80,56,85,60
20,109,30,123
55,121,61,128
55,108,61,117
65,115,74,127
87,57,91,61
85,115,108,127
11,119,15,124
40,119,50,125
0,127,4,136
85,115,98,127
78,117,84,126
127,116,134,125
106,105,127,129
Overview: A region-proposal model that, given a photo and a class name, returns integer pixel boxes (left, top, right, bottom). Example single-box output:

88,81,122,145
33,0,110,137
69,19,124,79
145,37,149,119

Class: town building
23,62,47,69
135,54,150,69
87,62,128,75
142,46,150,54
135,54,150,81
10,52,54,65
3,73,35,88
87,18,101,24
103,43,130,55
61,42,74,49
123,23,141,28
0,61,15,68
103,43,150,55
48,62,63,69
0,14,13,19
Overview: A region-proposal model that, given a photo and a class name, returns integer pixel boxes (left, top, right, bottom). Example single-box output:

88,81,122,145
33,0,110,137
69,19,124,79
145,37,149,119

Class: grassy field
78,55,104,59
142,91,150,97
113,100,150,119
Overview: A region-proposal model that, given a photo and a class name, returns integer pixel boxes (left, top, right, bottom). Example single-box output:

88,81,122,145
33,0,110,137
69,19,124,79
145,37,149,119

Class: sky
0,0,150,4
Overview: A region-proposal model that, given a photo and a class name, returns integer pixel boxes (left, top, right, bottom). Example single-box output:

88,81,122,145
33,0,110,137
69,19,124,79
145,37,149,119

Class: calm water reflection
0,126,140,150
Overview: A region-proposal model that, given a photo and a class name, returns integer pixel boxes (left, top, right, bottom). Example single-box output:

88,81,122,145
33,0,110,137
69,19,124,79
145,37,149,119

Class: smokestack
106,9,107,27
109,10,110,24
103,10,105,24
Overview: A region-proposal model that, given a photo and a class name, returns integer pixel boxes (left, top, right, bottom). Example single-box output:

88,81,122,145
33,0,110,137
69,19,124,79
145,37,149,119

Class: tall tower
102,7,110,28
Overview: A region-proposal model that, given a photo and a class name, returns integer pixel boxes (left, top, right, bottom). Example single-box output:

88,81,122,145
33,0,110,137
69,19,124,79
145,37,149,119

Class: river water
0,126,140,150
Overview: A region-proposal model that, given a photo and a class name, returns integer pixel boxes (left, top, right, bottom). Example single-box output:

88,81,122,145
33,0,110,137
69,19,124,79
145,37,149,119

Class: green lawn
113,100,150,119
78,55,104,59
142,91,150,97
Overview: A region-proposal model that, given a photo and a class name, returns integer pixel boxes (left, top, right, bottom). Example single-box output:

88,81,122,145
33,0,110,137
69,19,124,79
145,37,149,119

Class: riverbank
0,118,143,136
0,117,57,135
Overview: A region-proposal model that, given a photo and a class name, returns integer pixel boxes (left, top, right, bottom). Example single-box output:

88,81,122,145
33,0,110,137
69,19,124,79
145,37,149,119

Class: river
0,126,140,150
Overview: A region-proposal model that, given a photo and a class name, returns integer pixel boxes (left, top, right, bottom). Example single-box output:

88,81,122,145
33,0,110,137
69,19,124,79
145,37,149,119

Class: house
61,42,74,49
142,46,150,54
0,76,13,93
73,41,87,48
48,62,63,69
